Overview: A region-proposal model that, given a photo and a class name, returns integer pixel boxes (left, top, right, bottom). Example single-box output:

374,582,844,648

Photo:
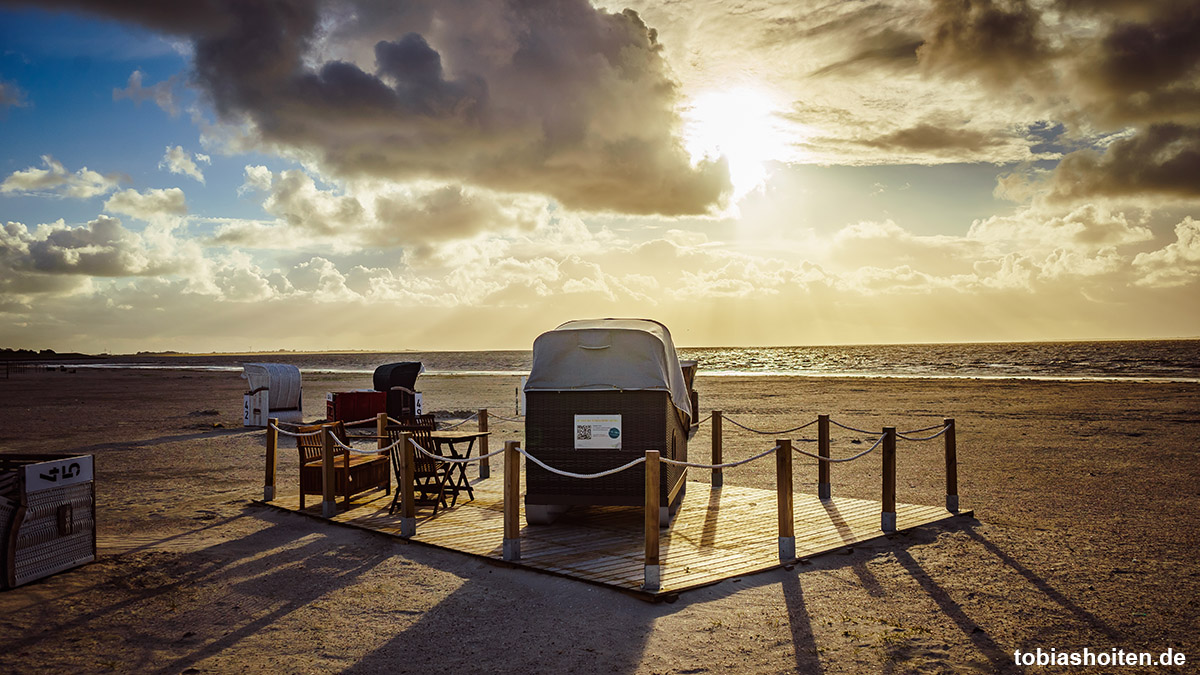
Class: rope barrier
899,422,946,435
897,424,951,442
694,414,713,426
341,416,380,428
829,419,878,435
518,447,647,479
793,434,885,463
438,414,479,430
723,415,818,435
661,444,779,469
487,412,526,423
329,433,401,455
268,423,323,438
409,439,508,464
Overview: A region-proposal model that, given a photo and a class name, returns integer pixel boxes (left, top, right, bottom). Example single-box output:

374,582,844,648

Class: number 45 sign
574,414,621,449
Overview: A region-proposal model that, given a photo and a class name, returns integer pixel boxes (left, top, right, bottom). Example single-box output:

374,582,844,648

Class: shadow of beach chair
296,421,391,512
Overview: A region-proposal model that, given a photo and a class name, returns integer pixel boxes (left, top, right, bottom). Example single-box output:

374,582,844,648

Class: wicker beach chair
296,421,391,511
385,424,452,515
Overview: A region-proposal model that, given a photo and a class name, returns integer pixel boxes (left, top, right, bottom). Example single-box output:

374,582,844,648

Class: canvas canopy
524,319,692,417
241,363,302,411
373,362,423,392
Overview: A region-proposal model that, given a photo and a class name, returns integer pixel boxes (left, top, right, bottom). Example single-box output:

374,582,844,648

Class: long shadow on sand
961,524,1121,641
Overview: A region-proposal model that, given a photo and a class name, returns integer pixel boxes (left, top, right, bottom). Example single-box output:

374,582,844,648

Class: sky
0,0,1198,353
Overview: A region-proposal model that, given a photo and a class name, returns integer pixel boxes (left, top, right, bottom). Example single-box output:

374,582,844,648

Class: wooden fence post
503,441,521,561
264,417,278,501
478,408,490,480
944,418,958,512
711,410,723,488
881,427,896,532
321,426,336,518
644,450,661,592
776,439,795,561
399,432,416,538
817,414,831,500
378,412,390,496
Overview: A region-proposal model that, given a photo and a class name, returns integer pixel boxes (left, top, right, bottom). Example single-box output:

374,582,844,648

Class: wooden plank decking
259,478,970,598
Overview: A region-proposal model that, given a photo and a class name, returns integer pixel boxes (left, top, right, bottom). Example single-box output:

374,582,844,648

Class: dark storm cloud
810,30,923,77
10,0,728,215
861,123,1007,154
1048,124,1200,201
1067,0,1200,126
917,0,1051,87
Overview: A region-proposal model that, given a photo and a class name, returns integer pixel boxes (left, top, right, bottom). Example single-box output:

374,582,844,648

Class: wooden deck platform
259,478,970,598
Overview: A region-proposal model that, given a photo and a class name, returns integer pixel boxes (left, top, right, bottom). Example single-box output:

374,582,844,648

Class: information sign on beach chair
295,421,390,511
523,319,695,525
242,363,303,427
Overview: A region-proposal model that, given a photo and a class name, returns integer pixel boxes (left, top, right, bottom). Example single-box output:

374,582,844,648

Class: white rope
410,439,508,464
439,415,479,430
897,425,951,442
660,444,779,469
694,414,713,426
793,434,885,463
723,415,818,435
829,419,878,435
329,433,403,455
517,447,647,479
341,416,380,428
487,412,526,423
268,423,323,438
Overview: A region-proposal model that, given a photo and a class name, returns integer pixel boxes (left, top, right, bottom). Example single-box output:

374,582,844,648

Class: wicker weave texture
10,482,95,587
525,390,687,506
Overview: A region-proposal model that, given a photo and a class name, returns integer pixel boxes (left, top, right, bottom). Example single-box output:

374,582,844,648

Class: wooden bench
296,421,390,511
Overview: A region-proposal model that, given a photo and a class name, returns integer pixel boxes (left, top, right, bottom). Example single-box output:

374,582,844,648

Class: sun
682,86,784,201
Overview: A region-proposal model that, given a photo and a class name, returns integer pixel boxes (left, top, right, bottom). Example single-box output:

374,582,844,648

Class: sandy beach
1,367,1198,673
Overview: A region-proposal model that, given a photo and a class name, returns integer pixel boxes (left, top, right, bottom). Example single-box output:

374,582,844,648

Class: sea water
83,339,1200,382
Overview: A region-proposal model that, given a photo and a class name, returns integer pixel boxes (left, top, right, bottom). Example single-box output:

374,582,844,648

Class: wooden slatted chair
386,424,452,515
297,421,390,511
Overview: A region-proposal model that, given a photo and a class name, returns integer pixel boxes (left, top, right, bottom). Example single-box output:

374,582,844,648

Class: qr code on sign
576,425,592,441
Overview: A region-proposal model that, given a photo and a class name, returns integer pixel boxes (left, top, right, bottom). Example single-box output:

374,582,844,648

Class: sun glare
683,87,784,202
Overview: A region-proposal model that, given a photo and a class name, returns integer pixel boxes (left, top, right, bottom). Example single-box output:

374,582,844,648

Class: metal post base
643,564,660,592
946,494,959,513
778,536,796,562
400,517,416,538
503,538,520,561
322,500,337,519
881,511,897,532
818,484,831,500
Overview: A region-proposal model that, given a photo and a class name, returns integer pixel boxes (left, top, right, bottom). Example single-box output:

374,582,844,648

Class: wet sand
1,368,1197,673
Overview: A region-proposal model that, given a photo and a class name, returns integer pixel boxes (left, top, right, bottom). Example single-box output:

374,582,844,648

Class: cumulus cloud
968,203,1153,251
213,166,546,251
0,216,185,282
159,146,206,183
113,69,181,116
103,187,188,222
47,0,731,215
1133,217,1200,287
0,155,121,199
